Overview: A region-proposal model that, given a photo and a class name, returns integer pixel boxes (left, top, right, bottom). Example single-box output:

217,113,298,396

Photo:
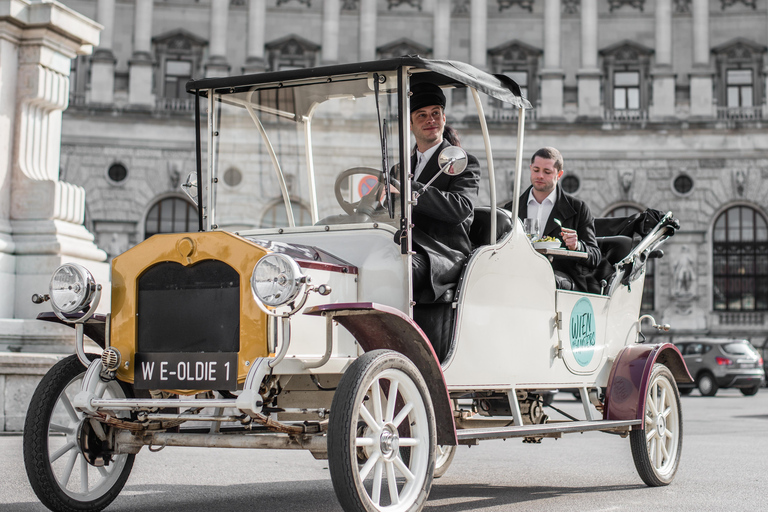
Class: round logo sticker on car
569,297,596,367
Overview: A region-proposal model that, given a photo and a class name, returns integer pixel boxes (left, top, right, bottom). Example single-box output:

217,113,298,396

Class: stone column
433,0,451,60
128,0,154,106
90,0,116,104
245,0,266,73
650,0,675,119
469,0,487,70
206,0,231,77
577,0,601,118
0,0,107,328
689,0,714,118
539,0,564,119
322,0,340,65
359,0,377,61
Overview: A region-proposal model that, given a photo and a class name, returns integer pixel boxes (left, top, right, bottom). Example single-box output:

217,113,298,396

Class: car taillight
715,356,733,366
759,357,764,366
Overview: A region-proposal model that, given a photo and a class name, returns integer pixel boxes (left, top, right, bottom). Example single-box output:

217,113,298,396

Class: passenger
503,147,600,291
407,83,480,303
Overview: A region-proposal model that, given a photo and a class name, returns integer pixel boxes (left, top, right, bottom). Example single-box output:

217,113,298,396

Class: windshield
206,73,401,232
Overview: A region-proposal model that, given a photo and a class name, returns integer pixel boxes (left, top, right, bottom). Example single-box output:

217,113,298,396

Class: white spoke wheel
432,445,456,479
629,364,683,487
329,350,436,512
24,355,135,511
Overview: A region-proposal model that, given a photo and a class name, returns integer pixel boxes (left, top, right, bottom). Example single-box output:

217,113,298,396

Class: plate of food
533,237,562,250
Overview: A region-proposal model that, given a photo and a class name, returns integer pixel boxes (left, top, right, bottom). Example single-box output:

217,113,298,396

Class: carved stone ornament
497,0,534,12
620,170,634,196
342,0,359,9
453,0,470,14
276,0,311,7
732,168,747,197
608,0,645,12
720,0,756,9
562,0,580,14
388,0,423,10
673,0,691,13
672,246,697,303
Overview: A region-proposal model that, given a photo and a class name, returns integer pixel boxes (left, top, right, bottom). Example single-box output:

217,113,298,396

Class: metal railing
602,108,648,123
155,97,198,112
489,106,537,123
716,106,763,120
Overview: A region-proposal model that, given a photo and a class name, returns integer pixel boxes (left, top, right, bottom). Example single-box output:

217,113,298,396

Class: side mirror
437,146,468,176
181,172,198,205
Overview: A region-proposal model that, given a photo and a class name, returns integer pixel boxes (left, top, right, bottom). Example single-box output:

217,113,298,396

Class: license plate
134,352,238,390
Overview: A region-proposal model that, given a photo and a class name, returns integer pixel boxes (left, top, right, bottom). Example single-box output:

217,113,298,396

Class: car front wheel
630,364,683,487
23,354,135,512
328,350,436,512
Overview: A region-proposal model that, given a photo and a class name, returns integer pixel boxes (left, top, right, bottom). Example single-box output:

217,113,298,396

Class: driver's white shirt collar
414,143,441,181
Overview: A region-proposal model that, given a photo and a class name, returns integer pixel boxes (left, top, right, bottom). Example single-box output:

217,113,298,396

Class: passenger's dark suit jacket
411,140,480,302
505,185,600,292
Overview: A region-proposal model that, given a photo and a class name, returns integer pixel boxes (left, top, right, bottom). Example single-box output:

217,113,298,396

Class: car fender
36,312,107,348
604,342,693,422
304,302,457,446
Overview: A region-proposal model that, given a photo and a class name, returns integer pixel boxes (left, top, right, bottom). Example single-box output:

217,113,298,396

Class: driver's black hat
409,83,446,113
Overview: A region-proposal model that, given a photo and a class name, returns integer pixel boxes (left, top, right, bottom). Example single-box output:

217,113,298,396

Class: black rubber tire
630,364,683,487
678,387,693,396
697,372,718,396
740,385,760,396
432,444,456,479
328,350,436,512
23,354,135,512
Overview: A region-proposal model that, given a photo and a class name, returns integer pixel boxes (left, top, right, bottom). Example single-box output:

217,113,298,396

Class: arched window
260,200,312,228
713,206,768,311
144,197,198,239
606,205,655,312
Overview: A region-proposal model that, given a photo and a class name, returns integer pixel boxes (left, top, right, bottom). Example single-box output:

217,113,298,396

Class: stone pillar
577,0,601,119
469,0,487,70
689,0,714,118
206,0,231,77
322,0,340,65
90,0,116,104
128,0,154,106
650,0,675,119
0,0,107,335
359,0,377,61
245,0,266,73
433,0,451,60
539,0,564,119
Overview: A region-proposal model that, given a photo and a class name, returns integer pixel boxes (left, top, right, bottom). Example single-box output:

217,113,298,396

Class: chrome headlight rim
48,263,98,315
250,253,306,308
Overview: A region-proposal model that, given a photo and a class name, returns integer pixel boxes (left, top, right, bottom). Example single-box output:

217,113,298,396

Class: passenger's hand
560,227,579,251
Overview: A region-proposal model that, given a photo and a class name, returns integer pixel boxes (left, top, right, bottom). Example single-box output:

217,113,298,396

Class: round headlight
251,254,306,307
49,264,97,314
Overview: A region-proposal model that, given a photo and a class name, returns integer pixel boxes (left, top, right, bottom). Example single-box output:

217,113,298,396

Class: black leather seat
469,206,514,248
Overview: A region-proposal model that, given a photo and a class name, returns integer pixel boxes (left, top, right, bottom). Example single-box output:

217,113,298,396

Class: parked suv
674,339,765,396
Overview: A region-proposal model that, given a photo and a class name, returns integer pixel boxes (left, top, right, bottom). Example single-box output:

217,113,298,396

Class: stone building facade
25,0,768,355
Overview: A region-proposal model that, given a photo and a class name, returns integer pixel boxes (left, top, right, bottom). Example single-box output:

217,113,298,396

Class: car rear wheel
740,385,760,396
433,444,456,479
328,350,436,512
630,364,683,487
23,354,135,512
697,372,718,396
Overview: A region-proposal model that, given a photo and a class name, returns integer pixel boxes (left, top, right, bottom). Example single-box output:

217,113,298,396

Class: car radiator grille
137,260,240,353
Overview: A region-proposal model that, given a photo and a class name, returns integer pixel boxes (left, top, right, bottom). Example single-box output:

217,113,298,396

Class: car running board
456,419,641,443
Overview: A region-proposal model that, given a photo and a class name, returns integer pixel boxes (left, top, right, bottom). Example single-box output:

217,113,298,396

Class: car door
683,342,705,377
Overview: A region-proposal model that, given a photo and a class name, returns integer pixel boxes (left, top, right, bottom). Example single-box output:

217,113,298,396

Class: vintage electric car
24,57,688,512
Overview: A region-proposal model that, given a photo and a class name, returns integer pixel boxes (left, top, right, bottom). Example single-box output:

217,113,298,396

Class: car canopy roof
186,56,532,110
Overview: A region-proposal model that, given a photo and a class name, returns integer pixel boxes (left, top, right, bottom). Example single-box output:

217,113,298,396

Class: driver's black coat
410,140,480,303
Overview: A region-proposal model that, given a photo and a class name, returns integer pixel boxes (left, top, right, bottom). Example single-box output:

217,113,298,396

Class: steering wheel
334,167,389,218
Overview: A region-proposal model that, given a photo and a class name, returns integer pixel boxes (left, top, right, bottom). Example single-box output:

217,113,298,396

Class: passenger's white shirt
414,143,441,181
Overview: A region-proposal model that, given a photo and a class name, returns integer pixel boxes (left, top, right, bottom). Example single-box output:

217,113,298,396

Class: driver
407,83,480,303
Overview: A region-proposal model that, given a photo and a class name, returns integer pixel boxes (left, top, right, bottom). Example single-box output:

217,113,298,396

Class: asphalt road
2,388,766,511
